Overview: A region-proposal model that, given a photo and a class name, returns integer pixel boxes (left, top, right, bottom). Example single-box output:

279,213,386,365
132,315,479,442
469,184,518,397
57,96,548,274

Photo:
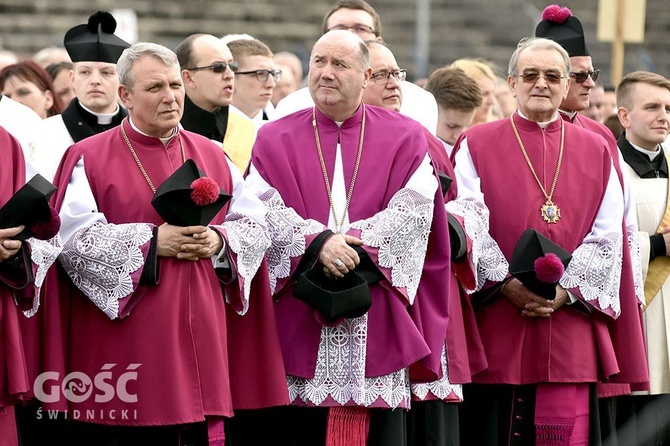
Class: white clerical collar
628,139,663,161
128,117,178,145
558,109,578,120
516,110,560,128
79,102,120,125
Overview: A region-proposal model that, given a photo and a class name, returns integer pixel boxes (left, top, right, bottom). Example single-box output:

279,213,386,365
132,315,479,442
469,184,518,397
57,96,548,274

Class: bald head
308,30,371,121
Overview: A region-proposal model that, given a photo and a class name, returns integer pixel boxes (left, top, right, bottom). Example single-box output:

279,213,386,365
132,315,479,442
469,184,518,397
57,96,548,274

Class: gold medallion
541,200,560,223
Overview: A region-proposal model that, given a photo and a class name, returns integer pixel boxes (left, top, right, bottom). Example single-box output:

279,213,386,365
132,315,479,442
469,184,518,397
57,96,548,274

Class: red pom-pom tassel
190,177,220,206
541,4,572,24
29,206,61,240
534,253,564,283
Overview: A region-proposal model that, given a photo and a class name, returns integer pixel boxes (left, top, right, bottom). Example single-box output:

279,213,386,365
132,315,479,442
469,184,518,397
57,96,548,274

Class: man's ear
118,84,132,109
617,106,630,129
181,69,195,87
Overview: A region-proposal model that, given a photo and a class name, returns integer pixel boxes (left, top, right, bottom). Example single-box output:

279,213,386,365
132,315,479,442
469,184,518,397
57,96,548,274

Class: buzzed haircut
616,71,670,110
174,33,207,69
322,0,382,37
226,39,273,62
425,67,483,112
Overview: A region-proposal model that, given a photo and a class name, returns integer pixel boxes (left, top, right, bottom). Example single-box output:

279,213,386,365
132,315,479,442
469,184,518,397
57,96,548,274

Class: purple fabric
252,104,452,380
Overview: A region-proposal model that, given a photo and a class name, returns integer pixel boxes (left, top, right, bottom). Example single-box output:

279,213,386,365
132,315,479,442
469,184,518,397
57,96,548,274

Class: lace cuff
21,235,62,317
351,188,433,304
259,188,324,293
59,222,153,320
219,212,270,314
626,223,645,305
560,231,623,317
446,196,508,292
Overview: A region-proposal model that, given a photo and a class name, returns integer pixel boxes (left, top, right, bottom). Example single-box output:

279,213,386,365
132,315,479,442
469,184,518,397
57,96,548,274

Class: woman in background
0,60,64,119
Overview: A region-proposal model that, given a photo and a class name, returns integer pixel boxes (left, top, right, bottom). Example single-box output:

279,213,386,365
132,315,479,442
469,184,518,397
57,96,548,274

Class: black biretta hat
151,159,232,227
64,11,131,63
509,228,572,300
0,174,58,240
535,4,590,57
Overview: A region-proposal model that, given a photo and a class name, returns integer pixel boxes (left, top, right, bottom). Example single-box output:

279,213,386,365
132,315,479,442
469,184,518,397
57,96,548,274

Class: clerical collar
181,95,227,142
128,117,178,145
629,140,663,161
558,109,578,121
79,102,120,125
618,132,668,179
516,110,559,128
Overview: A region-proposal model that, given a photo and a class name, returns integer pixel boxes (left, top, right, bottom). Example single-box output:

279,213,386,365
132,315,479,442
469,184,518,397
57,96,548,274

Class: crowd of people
0,1,669,445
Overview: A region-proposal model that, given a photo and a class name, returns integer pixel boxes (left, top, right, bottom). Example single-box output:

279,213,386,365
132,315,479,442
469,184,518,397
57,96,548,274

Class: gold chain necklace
510,115,564,223
313,105,365,233
121,119,186,193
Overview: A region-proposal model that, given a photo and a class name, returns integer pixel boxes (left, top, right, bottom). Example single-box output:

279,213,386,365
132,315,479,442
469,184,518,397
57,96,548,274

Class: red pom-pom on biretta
541,4,572,24
29,206,61,240
534,252,565,284
190,177,220,206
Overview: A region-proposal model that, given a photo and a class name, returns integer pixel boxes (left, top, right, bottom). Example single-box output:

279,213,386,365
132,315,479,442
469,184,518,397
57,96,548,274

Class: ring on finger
334,258,343,267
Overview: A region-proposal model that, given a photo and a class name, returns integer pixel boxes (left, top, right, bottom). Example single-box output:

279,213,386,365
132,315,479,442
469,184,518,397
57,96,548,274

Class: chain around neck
312,105,366,233
121,119,186,194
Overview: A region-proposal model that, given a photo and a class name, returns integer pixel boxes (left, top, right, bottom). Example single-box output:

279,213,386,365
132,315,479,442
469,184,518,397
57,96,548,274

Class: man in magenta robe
244,30,452,446
451,37,648,446
0,127,61,446
48,42,286,445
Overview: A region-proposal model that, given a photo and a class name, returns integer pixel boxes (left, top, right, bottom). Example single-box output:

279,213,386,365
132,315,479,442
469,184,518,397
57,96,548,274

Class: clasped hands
156,223,223,261
319,233,363,279
0,226,23,262
502,278,569,317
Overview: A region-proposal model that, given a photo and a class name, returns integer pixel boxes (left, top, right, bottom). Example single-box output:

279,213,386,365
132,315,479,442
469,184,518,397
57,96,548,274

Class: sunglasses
184,61,239,74
569,69,600,83
517,70,565,84
236,69,282,83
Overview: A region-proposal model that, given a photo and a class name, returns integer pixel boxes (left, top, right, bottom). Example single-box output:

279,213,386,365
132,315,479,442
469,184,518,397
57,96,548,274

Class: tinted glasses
184,61,239,74
517,70,565,84
236,69,282,83
569,69,600,83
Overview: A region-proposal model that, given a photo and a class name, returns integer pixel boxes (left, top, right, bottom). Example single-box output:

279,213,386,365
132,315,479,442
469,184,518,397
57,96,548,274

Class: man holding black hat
33,11,130,181
46,41,287,444
451,37,648,445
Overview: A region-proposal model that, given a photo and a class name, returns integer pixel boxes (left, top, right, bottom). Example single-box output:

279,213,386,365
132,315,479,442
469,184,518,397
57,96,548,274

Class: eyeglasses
517,70,565,85
570,69,600,83
236,69,282,83
370,69,407,85
328,24,376,36
184,61,239,74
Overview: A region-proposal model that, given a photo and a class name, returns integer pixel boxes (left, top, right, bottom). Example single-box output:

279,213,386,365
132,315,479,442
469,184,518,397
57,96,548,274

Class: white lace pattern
626,223,645,305
21,235,62,317
560,231,623,317
259,188,324,293
219,212,270,313
59,222,153,320
446,196,508,292
350,188,433,304
411,343,463,402
287,315,411,409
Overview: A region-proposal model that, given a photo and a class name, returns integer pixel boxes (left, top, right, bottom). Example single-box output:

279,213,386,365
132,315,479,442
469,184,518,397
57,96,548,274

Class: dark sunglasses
517,70,565,85
570,69,600,83
184,61,239,74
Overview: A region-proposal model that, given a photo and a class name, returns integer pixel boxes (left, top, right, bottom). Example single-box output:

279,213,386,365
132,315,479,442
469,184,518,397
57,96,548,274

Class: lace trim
59,222,153,320
560,231,623,316
350,188,433,304
446,196,508,291
287,315,410,409
411,343,463,401
259,188,324,293
21,235,62,317
222,212,270,313
626,223,645,305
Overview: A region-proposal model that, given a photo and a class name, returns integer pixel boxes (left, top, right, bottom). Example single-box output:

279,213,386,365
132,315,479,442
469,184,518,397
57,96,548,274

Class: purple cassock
248,104,452,409
0,128,61,444
45,120,287,430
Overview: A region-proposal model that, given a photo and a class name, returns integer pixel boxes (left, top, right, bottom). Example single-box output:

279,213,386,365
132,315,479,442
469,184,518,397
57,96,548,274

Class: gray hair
508,37,571,78
117,42,179,91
